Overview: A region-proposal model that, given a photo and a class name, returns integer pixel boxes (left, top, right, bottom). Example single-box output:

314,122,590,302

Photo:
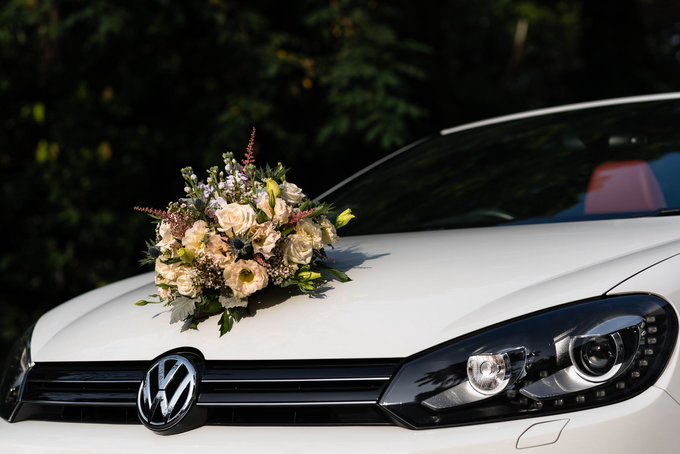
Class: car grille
14,359,400,426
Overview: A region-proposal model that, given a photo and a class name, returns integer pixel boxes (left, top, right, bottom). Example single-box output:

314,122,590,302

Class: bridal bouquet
135,129,354,335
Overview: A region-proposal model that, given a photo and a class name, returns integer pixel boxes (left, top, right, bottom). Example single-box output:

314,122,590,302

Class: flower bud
298,270,322,281
334,208,355,229
148,246,162,258
178,247,195,264
266,178,281,198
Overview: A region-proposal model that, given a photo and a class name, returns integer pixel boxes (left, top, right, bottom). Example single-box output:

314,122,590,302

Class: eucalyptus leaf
219,293,248,309
169,296,199,324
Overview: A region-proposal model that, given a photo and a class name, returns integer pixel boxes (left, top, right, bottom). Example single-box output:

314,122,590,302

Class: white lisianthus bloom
155,258,181,283
251,222,281,259
279,181,305,205
206,233,234,267
182,220,209,253
256,195,290,225
223,260,269,297
156,220,175,251
216,203,257,236
297,218,323,250
176,267,200,298
318,216,340,245
283,234,313,266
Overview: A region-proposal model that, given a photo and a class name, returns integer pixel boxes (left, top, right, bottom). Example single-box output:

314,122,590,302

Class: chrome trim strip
27,380,141,384
440,92,680,136
196,400,377,407
201,377,390,383
23,400,136,407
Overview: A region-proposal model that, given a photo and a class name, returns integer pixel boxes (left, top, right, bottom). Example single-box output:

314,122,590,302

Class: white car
4,93,680,453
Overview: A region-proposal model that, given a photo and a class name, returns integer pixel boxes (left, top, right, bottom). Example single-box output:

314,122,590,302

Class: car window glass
326,99,680,236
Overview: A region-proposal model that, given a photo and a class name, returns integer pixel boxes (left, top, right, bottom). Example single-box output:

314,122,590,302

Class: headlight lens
0,325,34,421
379,295,677,428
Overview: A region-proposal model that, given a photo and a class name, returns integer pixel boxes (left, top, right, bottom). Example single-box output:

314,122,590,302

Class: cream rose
176,268,199,298
216,203,257,236
223,260,269,297
156,220,175,251
297,218,323,249
251,222,281,259
182,220,209,253
256,195,290,225
155,258,181,283
318,216,340,245
279,181,305,205
283,234,313,266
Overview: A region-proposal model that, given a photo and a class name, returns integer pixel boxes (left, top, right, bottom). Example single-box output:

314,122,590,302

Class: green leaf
281,226,295,236
306,203,334,219
322,267,351,283
161,257,183,265
228,307,248,323
313,261,351,283
256,209,269,224
219,310,234,336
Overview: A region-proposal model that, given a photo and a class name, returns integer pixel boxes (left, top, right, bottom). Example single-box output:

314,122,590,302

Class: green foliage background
2,0,680,356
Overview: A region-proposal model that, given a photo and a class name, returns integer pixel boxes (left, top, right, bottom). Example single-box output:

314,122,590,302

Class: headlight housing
0,324,34,422
379,295,677,428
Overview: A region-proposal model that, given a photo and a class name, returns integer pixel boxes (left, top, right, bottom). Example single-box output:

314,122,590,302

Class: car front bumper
1,386,678,454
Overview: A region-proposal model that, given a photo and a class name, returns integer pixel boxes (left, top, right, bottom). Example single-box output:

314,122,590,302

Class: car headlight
379,295,678,428
0,324,34,422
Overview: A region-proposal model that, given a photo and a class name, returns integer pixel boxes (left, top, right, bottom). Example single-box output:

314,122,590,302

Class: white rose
279,181,305,205
155,258,181,283
176,268,199,298
297,218,323,250
216,203,257,236
283,234,313,266
318,216,340,245
182,220,209,253
156,220,175,251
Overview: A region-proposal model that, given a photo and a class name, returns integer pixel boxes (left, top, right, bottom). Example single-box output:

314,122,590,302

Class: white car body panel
31,216,680,362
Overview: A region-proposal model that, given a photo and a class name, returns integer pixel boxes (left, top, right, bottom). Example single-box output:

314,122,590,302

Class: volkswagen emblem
137,354,198,433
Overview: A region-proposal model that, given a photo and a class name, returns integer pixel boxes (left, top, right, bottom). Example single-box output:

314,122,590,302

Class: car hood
31,217,680,362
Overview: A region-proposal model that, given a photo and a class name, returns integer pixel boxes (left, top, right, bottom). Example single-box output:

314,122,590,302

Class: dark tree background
2,0,680,356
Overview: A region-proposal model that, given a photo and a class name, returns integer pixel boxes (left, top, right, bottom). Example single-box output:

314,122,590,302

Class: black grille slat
16,359,400,426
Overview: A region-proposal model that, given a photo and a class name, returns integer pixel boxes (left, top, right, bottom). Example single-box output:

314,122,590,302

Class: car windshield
326,98,680,236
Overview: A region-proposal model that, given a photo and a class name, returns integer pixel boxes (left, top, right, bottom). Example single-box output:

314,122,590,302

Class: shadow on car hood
32,217,680,362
